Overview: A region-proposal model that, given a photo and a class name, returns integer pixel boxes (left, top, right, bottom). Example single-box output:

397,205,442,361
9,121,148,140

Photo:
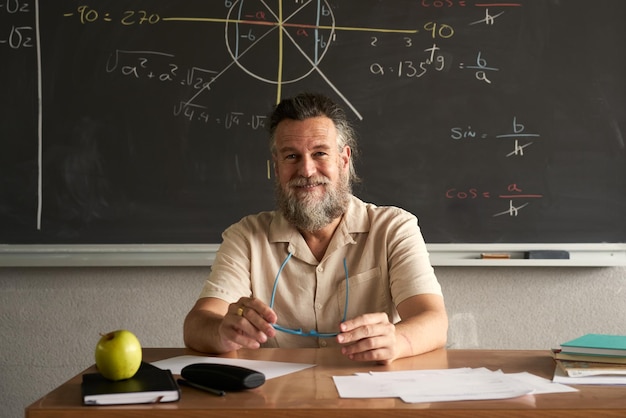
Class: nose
297,155,317,178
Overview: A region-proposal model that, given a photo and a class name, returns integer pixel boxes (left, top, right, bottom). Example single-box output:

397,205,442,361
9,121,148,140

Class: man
184,92,447,364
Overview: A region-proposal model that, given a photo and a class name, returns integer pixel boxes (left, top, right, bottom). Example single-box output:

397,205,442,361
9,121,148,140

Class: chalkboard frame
1,243,625,267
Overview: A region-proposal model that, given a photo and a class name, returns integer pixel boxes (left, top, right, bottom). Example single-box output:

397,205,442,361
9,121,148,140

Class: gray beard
276,174,351,233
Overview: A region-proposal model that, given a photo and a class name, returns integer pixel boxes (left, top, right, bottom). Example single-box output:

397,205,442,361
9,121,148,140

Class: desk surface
26,348,626,418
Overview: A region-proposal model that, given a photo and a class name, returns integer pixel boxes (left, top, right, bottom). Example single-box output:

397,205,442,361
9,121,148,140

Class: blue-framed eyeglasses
269,253,349,338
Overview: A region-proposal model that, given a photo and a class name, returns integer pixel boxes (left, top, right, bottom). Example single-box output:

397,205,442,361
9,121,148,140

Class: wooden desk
26,348,626,417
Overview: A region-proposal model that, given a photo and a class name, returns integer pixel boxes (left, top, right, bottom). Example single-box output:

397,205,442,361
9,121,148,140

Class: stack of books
552,333,626,385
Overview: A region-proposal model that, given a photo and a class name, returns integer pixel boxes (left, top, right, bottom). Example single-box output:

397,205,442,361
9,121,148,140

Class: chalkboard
2,0,625,247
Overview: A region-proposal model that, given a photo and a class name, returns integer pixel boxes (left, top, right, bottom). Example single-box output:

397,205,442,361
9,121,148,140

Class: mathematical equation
368,7,510,84
0,0,34,49
62,5,162,26
173,104,268,130
446,183,543,217
370,47,499,84
450,117,541,157
446,113,544,216
106,49,270,129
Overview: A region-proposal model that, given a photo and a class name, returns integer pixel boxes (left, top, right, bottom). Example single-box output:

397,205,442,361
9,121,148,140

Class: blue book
560,334,626,357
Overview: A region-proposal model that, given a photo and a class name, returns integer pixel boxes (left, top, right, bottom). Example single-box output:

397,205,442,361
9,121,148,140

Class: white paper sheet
553,366,626,385
151,355,315,379
507,371,578,394
333,367,577,404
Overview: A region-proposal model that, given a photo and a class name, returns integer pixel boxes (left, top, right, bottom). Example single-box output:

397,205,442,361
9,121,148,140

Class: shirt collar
268,195,370,259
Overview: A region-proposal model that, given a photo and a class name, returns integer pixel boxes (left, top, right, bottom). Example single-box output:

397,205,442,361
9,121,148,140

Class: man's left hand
336,312,398,364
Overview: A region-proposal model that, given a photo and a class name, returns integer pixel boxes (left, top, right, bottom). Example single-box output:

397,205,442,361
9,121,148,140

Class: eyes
282,151,329,162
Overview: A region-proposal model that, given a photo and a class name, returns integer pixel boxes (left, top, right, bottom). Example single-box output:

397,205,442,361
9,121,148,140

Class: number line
162,17,418,34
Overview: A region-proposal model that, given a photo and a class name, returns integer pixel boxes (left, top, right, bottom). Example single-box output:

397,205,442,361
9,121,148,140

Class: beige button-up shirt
199,195,442,348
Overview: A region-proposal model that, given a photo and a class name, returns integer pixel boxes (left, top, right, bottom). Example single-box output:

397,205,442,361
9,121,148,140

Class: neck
300,216,342,262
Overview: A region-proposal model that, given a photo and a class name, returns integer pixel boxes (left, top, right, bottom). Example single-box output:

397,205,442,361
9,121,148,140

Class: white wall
2,265,625,418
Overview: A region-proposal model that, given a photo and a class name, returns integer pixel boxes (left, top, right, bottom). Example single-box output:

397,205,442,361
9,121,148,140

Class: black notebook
82,362,180,406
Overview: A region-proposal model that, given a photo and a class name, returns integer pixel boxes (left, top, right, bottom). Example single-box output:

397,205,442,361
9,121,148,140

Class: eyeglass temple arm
341,257,349,323
269,252,293,309
270,254,349,326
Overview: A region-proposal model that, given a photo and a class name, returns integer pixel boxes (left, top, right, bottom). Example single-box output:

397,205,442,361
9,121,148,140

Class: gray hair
268,92,360,184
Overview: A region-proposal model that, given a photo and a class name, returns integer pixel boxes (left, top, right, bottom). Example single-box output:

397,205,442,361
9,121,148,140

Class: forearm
394,308,448,359
382,293,448,363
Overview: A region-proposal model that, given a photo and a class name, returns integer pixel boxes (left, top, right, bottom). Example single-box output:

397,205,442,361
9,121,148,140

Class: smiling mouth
290,177,328,190
291,181,327,199
297,183,323,189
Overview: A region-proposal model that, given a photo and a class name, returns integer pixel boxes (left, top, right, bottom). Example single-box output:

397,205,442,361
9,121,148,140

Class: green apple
94,329,142,381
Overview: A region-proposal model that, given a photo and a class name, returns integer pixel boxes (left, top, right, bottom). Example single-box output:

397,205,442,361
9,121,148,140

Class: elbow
435,309,449,349
182,313,199,351
429,297,449,350
182,309,213,353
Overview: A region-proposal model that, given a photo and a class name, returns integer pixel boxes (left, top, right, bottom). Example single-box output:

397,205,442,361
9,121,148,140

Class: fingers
338,312,392,337
220,298,277,349
337,313,397,363
233,297,278,331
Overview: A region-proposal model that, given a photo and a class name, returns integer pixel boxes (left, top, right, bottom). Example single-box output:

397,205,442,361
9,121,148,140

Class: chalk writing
1,0,31,14
451,117,540,157
0,0,34,49
497,117,541,157
421,0,467,7
493,182,543,217
445,184,542,200
445,184,543,217
64,5,161,25
459,51,500,84
469,8,506,26
0,25,33,48
106,49,178,81
172,104,267,130
448,117,544,215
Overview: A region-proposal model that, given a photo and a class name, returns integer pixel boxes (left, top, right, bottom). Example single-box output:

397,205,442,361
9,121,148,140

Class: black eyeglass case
180,363,266,391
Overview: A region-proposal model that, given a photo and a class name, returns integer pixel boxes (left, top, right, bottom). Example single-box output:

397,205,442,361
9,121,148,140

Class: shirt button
320,340,327,347
315,303,322,309
317,266,324,272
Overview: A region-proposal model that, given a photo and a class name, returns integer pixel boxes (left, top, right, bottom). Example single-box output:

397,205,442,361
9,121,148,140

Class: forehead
275,117,338,148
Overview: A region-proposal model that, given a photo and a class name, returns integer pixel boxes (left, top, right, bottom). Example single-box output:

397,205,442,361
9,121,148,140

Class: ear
341,146,351,170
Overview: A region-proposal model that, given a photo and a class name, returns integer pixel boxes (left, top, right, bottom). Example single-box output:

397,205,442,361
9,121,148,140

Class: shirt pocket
336,266,391,319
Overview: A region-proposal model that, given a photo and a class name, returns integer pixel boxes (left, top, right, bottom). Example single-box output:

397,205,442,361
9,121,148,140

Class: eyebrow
278,142,333,154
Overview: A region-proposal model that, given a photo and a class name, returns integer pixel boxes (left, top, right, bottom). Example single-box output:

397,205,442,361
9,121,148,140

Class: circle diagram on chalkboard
224,0,336,84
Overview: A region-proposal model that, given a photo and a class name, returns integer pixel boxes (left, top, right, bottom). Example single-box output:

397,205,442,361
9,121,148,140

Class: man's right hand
218,297,278,350
184,296,277,353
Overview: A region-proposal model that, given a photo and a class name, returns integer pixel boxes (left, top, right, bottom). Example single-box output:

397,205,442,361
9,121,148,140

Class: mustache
287,176,330,187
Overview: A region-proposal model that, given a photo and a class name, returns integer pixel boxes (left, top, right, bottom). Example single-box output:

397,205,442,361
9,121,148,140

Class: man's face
273,116,351,232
